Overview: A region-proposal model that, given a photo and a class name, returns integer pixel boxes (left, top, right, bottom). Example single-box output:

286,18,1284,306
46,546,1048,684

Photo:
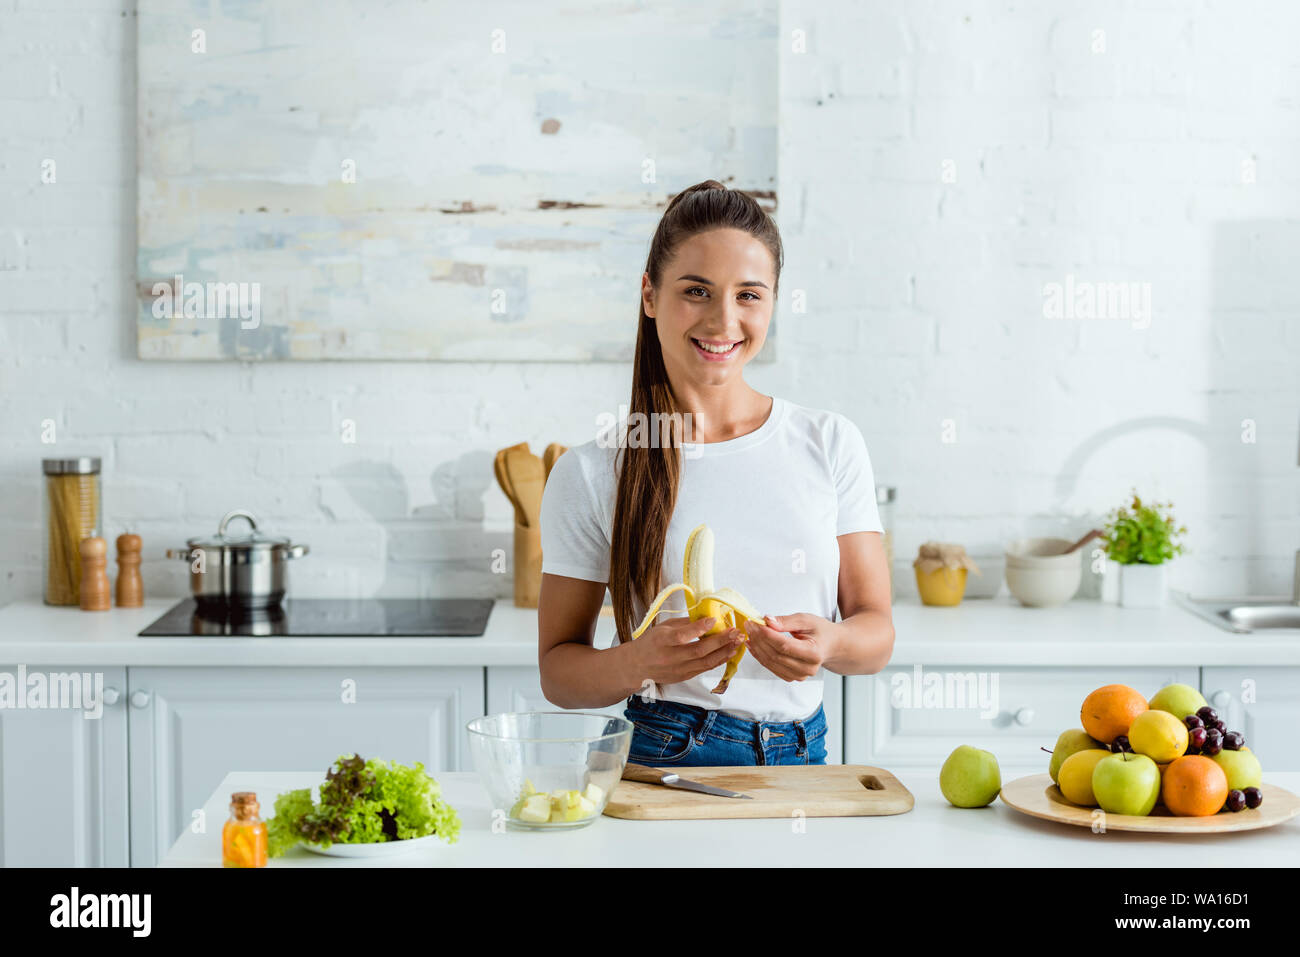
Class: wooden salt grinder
78,537,112,611
115,533,144,607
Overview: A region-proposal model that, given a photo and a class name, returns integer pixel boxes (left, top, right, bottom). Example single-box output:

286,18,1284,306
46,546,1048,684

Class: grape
1213,720,1227,734
1223,731,1244,751
1225,790,1246,812
1111,735,1132,753
1184,714,1204,730
1243,787,1263,809
1188,727,1208,750
1196,706,1218,725
1202,728,1223,756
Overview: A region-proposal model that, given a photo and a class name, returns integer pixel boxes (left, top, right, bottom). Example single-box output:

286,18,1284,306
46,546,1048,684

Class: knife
622,762,753,799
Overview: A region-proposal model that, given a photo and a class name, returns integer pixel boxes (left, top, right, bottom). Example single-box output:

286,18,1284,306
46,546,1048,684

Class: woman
538,179,894,766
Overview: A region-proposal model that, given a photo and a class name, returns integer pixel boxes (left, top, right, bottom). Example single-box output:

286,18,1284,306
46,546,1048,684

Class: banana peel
630,523,762,694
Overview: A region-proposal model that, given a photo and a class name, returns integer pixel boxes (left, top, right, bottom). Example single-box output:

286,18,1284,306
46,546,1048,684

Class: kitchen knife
621,762,753,799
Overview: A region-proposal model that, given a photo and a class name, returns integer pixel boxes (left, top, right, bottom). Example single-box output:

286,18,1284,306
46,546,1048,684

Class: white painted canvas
136,0,778,360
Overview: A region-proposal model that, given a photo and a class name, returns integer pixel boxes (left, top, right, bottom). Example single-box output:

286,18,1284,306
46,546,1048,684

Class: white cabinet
126,666,483,867
487,666,844,764
486,665,627,717
844,666,1199,769
1201,667,1300,771
0,665,129,867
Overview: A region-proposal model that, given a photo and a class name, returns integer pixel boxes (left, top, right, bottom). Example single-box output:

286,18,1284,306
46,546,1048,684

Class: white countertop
0,599,555,667
1,594,1297,667
162,768,1300,867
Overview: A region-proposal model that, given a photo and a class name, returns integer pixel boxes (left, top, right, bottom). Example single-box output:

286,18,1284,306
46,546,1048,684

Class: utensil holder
513,521,542,608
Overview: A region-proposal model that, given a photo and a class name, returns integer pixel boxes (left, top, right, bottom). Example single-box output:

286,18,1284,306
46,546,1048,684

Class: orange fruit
1080,684,1148,744
1162,755,1229,817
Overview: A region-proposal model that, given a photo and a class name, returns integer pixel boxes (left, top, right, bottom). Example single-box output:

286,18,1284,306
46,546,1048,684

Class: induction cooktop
138,598,495,638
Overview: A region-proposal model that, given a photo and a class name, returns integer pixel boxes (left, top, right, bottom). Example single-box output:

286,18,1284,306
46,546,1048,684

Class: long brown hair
608,180,783,644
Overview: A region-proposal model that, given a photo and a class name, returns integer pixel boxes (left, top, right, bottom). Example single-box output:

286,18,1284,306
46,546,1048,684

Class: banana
630,523,763,695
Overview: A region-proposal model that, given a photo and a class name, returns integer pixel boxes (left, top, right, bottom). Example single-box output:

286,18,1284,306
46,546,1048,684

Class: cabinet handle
1014,707,1034,726
1211,691,1230,710
130,691,151,709
103,687,120,706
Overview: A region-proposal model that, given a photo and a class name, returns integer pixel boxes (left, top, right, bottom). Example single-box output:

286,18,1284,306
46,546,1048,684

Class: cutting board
603,765,914,820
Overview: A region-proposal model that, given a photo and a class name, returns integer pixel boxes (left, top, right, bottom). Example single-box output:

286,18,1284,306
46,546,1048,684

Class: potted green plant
1100,492,1187,607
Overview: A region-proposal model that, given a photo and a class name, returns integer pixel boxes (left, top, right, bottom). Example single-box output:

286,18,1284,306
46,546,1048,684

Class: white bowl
1004,563,1082,607
1005,537,1079,568
1004,538,1082,606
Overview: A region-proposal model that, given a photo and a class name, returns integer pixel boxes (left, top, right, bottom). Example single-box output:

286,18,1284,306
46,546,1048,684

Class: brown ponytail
608,179,783,644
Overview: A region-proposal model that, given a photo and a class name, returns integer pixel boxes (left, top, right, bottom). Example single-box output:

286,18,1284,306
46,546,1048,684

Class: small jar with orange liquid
222,792,267,868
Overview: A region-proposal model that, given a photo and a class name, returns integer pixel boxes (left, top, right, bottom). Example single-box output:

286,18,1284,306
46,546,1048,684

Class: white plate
301,833,443,858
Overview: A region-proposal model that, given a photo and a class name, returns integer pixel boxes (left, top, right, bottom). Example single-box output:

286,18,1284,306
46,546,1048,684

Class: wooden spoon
542,443,567,483
505,445,545,529
494,443,530,526
1064,529,1103,554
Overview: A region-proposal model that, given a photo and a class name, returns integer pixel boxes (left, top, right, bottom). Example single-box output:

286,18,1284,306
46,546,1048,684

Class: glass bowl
466,712,633,829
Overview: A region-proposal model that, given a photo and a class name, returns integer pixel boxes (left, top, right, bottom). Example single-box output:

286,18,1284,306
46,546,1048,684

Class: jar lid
875,485,895,504
43,457,101,475
230,791,260,818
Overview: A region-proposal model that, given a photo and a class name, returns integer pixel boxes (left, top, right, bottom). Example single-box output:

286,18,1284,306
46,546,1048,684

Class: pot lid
188,509,292,549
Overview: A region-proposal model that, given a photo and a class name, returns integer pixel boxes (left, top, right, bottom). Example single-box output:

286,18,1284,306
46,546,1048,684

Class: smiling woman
536,180,896,767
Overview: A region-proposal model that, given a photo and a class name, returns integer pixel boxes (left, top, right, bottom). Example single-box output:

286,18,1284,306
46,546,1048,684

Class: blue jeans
622,695,828,766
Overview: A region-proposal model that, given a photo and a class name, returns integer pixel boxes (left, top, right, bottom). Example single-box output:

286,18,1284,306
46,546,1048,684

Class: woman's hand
627,617,745,687
743,614,838,682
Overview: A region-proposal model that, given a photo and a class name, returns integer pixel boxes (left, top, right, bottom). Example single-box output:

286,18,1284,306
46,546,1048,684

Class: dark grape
1225,790,1246,812
1223,731,1244,751
1202,728,1223,756
1184,715,1204,730
1111,735,1132,753
1196,706,1218,725
1213,720,1227,734
1243,787,1263,809
1188,727,1208,750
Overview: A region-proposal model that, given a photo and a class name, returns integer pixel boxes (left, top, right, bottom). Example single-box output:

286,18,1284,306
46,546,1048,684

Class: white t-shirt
538,395,884,722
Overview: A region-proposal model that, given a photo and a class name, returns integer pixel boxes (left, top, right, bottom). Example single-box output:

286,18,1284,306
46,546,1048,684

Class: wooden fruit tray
1000,773,1300,834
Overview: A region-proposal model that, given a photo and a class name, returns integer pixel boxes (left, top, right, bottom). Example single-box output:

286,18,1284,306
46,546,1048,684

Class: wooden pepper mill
78,537,112,611
115,533,144,607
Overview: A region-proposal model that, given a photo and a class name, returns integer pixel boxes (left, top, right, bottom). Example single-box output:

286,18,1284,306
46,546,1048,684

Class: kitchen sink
1175,592,1300,634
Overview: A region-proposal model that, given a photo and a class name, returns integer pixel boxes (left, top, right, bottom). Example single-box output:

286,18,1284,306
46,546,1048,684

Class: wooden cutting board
603,765,914,820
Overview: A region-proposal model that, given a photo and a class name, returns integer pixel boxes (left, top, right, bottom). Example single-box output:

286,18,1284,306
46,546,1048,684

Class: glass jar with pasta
43,457,102,606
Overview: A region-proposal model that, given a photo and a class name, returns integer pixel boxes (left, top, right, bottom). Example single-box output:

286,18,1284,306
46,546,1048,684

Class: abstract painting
136,0,778,360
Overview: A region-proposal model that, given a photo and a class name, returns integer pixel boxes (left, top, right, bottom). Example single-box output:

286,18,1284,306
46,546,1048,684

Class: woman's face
642,227,776,387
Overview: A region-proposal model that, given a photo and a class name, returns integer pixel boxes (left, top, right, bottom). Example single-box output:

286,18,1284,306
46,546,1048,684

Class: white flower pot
1119,562,1167,607
1100,558,1122,604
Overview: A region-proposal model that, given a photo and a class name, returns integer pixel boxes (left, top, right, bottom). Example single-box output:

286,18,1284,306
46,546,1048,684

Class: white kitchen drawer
844,666,1199,769
127,666,484,867
0,664,129,867
1201,667,1300,771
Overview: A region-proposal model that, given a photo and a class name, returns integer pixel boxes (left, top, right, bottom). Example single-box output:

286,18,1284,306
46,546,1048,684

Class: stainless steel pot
167,509,309,608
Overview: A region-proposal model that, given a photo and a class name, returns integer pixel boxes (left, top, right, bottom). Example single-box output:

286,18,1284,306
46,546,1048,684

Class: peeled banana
631,523,763,695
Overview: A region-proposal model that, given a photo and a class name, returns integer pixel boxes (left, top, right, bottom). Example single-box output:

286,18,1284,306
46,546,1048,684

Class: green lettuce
266,754,461,857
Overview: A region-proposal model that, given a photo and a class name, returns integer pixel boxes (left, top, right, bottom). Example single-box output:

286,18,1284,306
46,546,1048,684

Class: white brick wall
1,1,1297,607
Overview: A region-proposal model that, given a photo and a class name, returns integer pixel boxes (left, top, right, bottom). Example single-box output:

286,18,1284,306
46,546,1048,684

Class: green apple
1211,746,1262,791
1092,752,1161,816
1049,728,1104,784
1148,683,1208,720
940,745,1002,808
